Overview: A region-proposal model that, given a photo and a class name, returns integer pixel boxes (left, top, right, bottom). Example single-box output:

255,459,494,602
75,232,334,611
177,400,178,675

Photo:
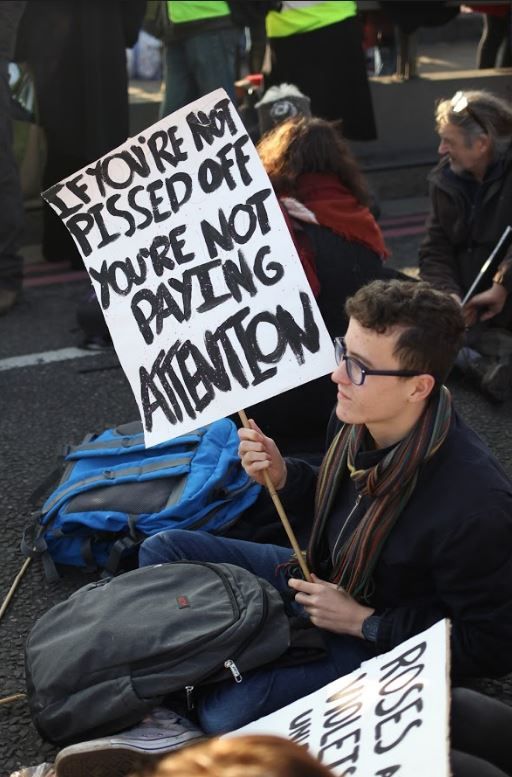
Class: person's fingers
288,577,318,594
246,459,271,473
241,448,269,465
248,418,265,435
237,426,262,444
238,438,265,455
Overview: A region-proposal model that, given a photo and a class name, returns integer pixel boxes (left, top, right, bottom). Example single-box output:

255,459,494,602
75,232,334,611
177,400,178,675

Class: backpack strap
21,521,61,583
66,428,205,459
102,535,142,577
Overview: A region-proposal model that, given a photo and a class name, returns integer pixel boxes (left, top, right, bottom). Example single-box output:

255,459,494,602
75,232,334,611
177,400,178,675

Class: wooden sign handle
238,410,311,582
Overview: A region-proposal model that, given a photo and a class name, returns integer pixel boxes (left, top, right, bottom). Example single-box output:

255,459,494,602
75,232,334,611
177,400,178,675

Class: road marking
0,347,100,372
24,271,88,288
382,224,426,239
379,212,428,227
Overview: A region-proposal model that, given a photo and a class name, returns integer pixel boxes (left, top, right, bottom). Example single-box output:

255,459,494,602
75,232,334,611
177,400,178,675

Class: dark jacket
16,0,145,159
419,145,512,297
277,409,512,680
0,1,26,59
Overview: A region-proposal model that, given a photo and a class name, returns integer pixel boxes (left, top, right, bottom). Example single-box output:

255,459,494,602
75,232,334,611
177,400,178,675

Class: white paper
228,620,451,777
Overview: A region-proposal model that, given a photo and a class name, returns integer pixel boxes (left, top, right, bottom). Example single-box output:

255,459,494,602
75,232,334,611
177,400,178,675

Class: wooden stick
238,409,311,581
0,557,32,623
0,693,26,706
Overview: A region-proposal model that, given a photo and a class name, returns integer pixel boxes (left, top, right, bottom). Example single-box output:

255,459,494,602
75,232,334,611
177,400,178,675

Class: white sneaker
55,707,204,777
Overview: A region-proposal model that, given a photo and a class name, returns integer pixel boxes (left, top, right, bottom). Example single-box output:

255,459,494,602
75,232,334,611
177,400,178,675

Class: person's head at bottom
334,279,465,448
132,734,333,777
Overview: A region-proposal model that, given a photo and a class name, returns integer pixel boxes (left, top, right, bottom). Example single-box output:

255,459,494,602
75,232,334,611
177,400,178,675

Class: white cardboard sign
229,620,450,777
42,89,335,446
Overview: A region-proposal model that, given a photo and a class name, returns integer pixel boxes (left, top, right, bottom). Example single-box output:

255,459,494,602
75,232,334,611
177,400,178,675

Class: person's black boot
465,355,512,403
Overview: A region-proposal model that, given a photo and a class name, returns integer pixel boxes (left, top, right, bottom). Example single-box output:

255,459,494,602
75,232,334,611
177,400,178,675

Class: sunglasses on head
451,91,488,135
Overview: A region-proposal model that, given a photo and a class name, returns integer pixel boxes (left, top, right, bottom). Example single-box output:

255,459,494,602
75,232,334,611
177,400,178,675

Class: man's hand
464,283,508,325
237,419,287,490
288,574,374,637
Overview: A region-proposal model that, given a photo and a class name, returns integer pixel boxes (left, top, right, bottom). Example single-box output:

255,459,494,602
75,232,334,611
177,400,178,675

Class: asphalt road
1,206,512,774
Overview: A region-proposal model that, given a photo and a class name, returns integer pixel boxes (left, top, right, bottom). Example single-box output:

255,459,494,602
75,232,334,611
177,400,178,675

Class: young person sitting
138,279,512,735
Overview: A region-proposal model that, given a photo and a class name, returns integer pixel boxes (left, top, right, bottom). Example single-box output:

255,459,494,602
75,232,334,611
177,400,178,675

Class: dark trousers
268,16,377,141
451,687,512,777
477,12,512,69
0,58,24,291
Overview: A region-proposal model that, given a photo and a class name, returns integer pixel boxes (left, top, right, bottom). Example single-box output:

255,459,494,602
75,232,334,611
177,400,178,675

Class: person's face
331,319,421,431
437,121,491,178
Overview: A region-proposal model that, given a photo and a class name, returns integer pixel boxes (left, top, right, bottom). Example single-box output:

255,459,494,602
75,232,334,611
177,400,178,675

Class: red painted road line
382,224,426,239
25,261,75,275
24,271,88,288
379,212,428,227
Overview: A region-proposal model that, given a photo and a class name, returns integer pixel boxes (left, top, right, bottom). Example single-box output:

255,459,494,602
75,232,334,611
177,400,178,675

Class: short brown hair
136,735,333,777
345,279,465,382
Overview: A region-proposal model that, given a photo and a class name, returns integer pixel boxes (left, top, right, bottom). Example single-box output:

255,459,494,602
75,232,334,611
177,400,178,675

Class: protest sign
229,620,450,777
42,89,335,446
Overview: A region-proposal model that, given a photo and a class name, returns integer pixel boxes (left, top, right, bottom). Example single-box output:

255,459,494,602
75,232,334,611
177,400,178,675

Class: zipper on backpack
224,659,243,683
185,685,195,710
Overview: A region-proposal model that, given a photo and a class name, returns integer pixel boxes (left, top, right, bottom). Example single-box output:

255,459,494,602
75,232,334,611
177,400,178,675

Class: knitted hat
256,83,312,135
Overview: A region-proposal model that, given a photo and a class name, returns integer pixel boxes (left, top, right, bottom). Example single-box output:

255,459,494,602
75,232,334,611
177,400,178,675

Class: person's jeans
139,530,374,734
0,58,24,291
161,27,239,117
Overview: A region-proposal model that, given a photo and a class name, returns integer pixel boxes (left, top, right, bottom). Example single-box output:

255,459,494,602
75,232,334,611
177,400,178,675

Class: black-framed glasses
334,336,423,386
451,91,488,135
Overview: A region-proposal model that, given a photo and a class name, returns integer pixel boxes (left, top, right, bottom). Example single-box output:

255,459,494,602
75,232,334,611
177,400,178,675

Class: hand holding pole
238,409,311,582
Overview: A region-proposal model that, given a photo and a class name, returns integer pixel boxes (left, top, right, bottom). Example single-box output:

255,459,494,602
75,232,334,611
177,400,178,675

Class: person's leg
198,630,373,734
186,27,239,105
477,14,505,68
493,13,511,68
499,9,512,67
268,17,375,140
451,750,509,777
160,41,198,117
139,529,292,588
0,58,24,309
140,530,374,734
457,321,512,402
41,145,87,267
451,688,512,775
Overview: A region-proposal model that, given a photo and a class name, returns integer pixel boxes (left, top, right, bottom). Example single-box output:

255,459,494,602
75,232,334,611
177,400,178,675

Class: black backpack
25,561,322,745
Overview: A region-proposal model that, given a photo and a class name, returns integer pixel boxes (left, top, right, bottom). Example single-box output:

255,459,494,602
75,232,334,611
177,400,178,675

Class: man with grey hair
419,89,512,401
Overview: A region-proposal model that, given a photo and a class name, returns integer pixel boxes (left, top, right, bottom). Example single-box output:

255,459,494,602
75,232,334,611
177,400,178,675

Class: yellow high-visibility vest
267,1,357,38
167,1,231,24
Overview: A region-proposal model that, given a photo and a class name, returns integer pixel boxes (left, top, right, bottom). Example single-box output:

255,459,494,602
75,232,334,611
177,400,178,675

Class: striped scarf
307,386,452,602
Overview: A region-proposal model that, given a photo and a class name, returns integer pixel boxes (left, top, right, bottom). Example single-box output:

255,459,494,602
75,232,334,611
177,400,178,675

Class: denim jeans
139,530,374,734
160,27,239,117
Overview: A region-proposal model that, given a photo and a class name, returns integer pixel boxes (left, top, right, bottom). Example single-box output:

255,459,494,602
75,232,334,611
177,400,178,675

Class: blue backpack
24,418,261,578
